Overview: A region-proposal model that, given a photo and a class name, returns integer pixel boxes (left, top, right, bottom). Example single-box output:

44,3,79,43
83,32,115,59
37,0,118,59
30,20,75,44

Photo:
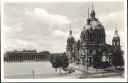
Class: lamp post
80,48,86,79
81,48,85,67
102,54,107,77
32,69,34,79
86,41,89,78
32,60,35,79
86,48,89,78
102,54,107,70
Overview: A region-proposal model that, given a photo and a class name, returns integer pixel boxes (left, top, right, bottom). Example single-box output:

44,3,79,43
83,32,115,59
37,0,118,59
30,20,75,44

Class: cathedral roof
67,25,75,40
81,6,105,33
113,26,120,41
82,20,105,34
68,35,74,39
114,30,119,38
90,9,95,15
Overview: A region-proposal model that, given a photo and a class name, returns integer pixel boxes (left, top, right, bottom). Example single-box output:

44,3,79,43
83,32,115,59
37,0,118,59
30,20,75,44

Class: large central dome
82,7,105,32
80,7,106,45
83,20,105,31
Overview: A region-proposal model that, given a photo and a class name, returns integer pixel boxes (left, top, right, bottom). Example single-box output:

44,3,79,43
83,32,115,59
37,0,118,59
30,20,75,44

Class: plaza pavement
68,63,124,78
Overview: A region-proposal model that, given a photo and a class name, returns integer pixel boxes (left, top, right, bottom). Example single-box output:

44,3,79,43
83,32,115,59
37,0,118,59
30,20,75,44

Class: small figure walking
75,70,78,77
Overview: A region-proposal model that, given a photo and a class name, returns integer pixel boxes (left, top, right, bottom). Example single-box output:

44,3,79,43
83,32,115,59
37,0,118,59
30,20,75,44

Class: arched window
113,42,115,45
117,42,120,45
90,34,93,43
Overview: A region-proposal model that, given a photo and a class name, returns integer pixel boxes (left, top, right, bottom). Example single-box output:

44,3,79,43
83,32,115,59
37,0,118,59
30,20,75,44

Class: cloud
4,23,23,39
25,8,71,26
3,7,73,52
3,39,29,51
53,29,68,38
98,10,125,50
3,3,124,53
98,10,124,31
4,23,23,32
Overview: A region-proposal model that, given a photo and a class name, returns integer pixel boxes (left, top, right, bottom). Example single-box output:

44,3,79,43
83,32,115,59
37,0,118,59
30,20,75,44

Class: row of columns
95,34,105,43
79,45,98,67
6,54,47,61
88,34,105,44
81,33,105,44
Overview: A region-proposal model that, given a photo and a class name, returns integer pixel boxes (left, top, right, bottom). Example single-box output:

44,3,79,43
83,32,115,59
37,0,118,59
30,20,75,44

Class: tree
50,52,69,74
94,44,112,69
111,49,124,69
93,54,102,68
50,55,61,72
61,52,69,69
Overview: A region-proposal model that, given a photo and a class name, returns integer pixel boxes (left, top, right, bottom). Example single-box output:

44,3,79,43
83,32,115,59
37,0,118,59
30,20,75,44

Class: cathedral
66,5,122,68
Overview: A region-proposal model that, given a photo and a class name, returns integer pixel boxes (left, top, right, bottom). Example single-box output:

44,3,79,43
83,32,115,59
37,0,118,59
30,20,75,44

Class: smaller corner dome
67,34,75,42
113,36,120,41
68,35,74,39
114,32,119,37
67,28,74,40
90,9,95,14
113,29,120,40
113,34,120,39
67,35,75,44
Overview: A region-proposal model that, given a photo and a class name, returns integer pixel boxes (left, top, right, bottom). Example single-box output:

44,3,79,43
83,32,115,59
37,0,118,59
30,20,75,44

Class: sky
3,1,124,53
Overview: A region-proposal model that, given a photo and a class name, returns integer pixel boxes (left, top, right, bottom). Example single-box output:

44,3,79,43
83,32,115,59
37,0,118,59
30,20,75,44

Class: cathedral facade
66,5,122,68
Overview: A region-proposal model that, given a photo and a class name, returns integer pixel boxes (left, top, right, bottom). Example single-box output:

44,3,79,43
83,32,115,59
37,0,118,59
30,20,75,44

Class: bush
111,50,124,68
50,52,69,69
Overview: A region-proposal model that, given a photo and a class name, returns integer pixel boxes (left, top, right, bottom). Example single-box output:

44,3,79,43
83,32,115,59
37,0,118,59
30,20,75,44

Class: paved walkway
68,63,124,78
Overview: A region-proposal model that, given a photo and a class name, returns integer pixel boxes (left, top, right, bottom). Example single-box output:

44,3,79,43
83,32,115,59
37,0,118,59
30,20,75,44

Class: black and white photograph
1,0,127,82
